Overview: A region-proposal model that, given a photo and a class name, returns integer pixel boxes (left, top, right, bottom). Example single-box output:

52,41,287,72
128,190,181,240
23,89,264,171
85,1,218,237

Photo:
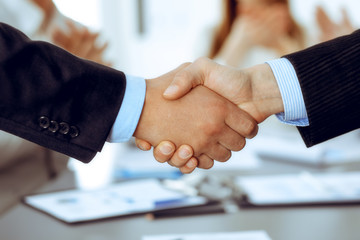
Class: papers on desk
236,171,360,207
142,231,272,240
253,131,360,167
23,179,208,224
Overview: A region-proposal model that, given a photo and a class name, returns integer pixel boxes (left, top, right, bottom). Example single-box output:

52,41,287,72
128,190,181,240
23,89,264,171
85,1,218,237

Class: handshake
133,57,284,174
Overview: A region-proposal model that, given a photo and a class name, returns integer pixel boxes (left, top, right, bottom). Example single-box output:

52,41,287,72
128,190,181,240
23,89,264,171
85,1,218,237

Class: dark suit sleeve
283,30,360,147
0,23,127,163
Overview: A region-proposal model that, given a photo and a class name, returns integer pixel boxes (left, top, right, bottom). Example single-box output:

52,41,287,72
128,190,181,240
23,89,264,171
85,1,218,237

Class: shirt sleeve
266,58,309,126
107,75,146,142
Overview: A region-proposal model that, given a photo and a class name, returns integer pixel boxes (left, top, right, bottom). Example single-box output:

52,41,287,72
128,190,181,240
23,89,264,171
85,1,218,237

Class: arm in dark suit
0,23,126,163
0,23,257,171
284,30,360,146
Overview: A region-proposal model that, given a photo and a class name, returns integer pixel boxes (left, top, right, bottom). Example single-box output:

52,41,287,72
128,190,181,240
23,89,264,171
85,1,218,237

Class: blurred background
54,0,360,76
51,0,360,76
1,0,360,216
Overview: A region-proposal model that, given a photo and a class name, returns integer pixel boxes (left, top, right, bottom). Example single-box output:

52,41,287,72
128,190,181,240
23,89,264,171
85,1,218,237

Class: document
236,171,360,206
253,132,360,167
142,230,271,240
23,179,208,223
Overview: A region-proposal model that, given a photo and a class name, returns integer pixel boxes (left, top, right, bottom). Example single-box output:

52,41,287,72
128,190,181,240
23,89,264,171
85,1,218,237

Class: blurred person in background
207,0,305,68
316,5,356,43
0,0,110,65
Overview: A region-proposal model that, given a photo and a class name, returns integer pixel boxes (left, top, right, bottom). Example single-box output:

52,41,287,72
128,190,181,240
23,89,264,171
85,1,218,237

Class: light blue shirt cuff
266,58,309,127
107,75,146,142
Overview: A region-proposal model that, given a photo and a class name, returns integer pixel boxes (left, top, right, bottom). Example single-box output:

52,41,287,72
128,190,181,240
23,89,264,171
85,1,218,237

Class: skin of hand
165,58,284,125
316,6,355,42
133,63,258,173
136,58,281,172
52,21,111,66
30,0,56,20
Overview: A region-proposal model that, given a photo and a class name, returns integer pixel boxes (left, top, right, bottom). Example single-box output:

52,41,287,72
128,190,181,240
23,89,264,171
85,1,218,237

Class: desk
1,169,360,240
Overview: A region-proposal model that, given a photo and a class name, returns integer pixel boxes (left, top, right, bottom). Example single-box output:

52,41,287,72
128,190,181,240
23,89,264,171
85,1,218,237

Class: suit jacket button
59,122,70,134
48,120,59,133
69,126,79,138
38,116,50,129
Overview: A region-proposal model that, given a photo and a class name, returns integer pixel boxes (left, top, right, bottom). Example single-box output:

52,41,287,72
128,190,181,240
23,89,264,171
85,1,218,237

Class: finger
76,30,93,57
52,28,71,49
225,105,258,139
179,157,198,174
167,145,193,167
66,20,77,32
66,21,83,50
163,68,197,100
341,8,353,29
153,141,176,163
135,138,152,151
82,32,101,58
197,154,215,169
163,57,213,100
94,42,109,56
316,6,333,31
205,144,232,163
218,127,246,152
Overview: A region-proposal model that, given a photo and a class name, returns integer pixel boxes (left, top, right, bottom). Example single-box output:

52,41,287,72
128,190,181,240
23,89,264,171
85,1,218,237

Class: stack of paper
236,171,360,206
142,231,271,240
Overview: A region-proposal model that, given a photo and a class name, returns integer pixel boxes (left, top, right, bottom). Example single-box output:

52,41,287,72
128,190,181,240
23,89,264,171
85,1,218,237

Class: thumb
163,57,215,100
163,67,200,100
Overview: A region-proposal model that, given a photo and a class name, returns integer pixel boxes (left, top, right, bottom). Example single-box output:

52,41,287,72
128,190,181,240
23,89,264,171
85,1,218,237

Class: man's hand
136,58,283,172
163,57,283,122
133,63,258,173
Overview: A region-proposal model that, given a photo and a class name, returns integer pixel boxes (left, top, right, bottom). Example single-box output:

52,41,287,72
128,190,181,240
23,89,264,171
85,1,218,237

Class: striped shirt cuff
266,58,309,126
107,75,146,142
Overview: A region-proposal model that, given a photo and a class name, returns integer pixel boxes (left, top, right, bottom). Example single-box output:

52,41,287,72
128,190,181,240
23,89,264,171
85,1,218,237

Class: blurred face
237,0,287,13
236,0,291,36
238,0,270,8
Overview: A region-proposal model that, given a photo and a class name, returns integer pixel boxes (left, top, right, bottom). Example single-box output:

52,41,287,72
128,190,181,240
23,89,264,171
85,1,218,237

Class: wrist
245,63,284,121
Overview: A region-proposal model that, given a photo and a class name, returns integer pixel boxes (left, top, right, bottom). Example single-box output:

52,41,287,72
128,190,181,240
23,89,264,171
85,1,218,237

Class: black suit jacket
0,23,126,163
284,30,360,147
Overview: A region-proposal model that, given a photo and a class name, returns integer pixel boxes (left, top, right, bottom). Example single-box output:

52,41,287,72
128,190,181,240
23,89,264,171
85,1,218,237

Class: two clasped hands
133,57,284,174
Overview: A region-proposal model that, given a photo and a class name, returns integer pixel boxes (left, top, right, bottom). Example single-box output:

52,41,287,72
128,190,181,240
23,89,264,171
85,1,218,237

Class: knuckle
170,157,187,167
231,138,246,152
242,119,258,138
198,156,214,169
195,56,211,67
202,121,223,137
216,151,232,162
202,160,214,169
236,138,246,151
179,62,191,68
153,148,168,163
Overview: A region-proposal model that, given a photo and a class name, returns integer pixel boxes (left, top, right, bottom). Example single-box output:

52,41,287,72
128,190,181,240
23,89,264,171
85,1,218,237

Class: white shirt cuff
266,58,309,126
107,75,146,142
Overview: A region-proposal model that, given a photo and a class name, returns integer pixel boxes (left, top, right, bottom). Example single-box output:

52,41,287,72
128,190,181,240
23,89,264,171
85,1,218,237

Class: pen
145,203,225,220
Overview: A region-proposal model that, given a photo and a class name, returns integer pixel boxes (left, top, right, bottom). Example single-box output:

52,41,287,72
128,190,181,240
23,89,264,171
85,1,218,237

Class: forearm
284,30,360,146
0,23,126,162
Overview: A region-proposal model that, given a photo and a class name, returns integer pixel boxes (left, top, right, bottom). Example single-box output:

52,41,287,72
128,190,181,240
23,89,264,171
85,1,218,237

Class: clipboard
22,179,209,224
